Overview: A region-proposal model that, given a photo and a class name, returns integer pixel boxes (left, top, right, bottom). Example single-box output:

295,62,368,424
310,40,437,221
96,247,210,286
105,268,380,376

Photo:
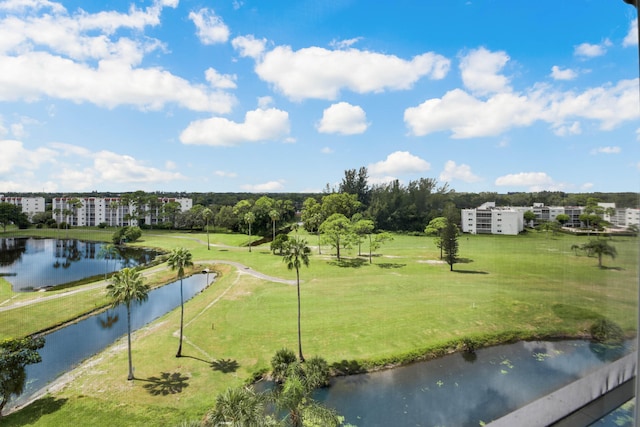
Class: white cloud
232,35,267,59
405,77,639,139
189,8,229,45
574,40,611,58
0,1,234,113
591,146,621,154
165,160,177,170
550,66,577,81
205,68,237,89
240,180,285,192
0,139,56,173
246,45,450,101
321,147,334,154
495,172,564,191
316,102,369,135
623,19,638,47
405,88,542,138
329,37,362,49
180,107,290,146
439,160,481,183
214,170,238,178
459,47,511,95
368,151,430,176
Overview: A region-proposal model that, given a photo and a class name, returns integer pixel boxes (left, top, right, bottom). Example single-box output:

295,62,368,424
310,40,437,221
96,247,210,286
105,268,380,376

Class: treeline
4,170,637,235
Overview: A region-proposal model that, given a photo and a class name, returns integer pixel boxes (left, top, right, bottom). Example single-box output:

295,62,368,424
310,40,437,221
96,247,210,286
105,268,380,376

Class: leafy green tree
215,205,238,231
97,243,118,279
271,234,289,255
106,268,150,380
425,217,447,258
352,219,374,256
441,216,459,272
0,336,45,417
112,226,142,244
581,239,617,268
301,198,324,254
162,201,182,227
320,193,361,219
319,214,352,261
523,210,536,227
0,203,27,232
282,237,311,362
368,232,393,264
556,213,570,226
339,167,370,206
167,247,194,357
202,207,213,250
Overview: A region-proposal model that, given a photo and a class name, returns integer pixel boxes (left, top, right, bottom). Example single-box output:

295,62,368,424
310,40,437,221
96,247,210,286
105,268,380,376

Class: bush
98,222,109,229
112,226,142,244
304,356,331,388
271,348,297,383
590,318,624,344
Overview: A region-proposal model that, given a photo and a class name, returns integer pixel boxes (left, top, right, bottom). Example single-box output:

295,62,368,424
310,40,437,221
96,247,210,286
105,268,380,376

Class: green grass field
1,228,638,426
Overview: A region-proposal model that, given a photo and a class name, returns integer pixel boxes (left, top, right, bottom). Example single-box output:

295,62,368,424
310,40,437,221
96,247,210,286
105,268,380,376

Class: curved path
0,259,295,313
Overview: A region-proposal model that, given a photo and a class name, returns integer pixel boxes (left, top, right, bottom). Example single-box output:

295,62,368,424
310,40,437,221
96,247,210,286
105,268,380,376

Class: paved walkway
0,259,295,313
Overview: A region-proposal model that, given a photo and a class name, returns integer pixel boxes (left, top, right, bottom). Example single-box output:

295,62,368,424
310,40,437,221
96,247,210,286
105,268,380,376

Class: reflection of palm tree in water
98,311,119,329
53,239,83,269
0,238,27,267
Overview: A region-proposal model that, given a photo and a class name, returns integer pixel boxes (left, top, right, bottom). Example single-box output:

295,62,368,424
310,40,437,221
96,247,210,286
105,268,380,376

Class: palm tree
167,247,193,357
244,212,255,252
202,208,213,250
207,386,271,426
269,209,280,243
282,237,311,362
106,267,150,380
581,239,617,268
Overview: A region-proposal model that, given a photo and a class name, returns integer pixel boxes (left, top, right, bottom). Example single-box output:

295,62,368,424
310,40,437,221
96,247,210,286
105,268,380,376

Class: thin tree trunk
206,220,210,250
176,279,184,357
127,305,134,380
296,269,304,362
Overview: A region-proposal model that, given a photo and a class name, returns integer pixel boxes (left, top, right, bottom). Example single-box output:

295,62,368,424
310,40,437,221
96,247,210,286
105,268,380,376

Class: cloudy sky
0,0,638,194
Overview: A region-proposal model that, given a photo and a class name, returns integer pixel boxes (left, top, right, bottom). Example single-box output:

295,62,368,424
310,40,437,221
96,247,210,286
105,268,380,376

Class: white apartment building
462,202,524,235
52,197,192,227
463,202,639,235
0,195,46,219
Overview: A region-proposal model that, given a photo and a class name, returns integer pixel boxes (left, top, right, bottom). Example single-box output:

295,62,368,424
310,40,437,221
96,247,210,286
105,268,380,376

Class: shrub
304,356,331,388
271,348,297,383
590,318,624,344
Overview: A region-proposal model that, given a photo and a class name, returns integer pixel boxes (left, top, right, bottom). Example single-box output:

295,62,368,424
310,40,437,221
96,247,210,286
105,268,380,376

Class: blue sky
0,0,638,194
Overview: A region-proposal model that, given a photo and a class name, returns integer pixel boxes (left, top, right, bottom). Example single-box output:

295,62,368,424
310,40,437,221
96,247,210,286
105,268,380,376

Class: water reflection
0,238,158,291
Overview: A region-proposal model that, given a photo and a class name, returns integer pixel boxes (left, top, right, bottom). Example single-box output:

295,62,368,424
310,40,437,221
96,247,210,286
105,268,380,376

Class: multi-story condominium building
462,202,524,235
0,195,46,219
462,202,638,235
52,197,192,227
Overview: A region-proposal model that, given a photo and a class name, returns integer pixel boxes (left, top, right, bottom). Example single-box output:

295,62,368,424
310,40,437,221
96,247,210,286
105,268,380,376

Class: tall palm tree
269,209,280,243
106,267,149,380
244,212,255,252
167,247,193,357
202,208,213,250
282,237,311,362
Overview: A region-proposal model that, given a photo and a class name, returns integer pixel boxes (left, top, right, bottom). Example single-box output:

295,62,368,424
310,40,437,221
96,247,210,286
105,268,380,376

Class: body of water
314,340,634,427
10,273,211,409
0,237,158,291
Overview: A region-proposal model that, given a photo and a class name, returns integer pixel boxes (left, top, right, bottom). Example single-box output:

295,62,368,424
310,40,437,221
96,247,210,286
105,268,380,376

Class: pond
313,340,635,427
9,272,212,410
0,237,159,291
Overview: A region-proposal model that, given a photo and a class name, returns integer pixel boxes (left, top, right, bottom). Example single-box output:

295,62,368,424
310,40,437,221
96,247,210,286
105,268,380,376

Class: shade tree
318,214,353,261
0,336,45,417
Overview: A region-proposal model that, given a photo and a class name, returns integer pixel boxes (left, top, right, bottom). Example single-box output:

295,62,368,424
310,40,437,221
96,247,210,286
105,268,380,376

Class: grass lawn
1,229,638,426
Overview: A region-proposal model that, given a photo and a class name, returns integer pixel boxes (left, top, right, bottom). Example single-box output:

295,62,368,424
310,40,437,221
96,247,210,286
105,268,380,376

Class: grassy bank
1,229,637,426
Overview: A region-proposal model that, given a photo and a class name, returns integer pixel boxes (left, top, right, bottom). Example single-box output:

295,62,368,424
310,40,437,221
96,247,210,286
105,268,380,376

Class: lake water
0,237,158,291
313,340,634,427
11,273,211,409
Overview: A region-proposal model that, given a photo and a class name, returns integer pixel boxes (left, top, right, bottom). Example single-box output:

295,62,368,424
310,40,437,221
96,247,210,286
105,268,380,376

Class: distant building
462,202,524,235
52,197,192,227
462,202,638,235
0,195,46,220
